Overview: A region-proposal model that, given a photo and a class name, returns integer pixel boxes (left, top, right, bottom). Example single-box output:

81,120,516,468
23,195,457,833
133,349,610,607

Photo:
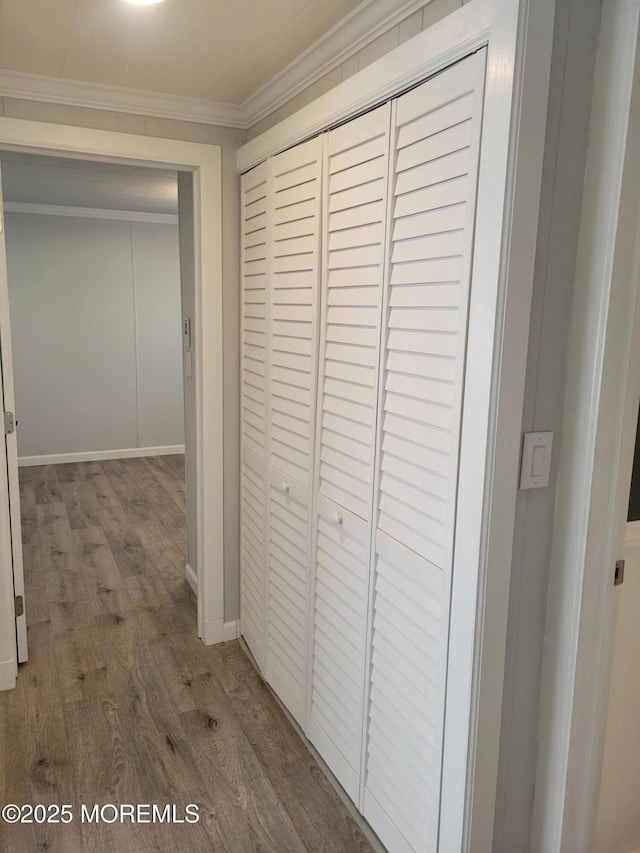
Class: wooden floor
0,456,375,853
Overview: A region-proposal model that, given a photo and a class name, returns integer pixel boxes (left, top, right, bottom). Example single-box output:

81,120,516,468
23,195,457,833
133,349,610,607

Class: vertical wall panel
6,213,183,459
132,221,184,449
364,51,487,853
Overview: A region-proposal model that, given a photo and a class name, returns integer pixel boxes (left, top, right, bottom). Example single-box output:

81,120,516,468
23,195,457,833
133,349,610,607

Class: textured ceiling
0,0,365,104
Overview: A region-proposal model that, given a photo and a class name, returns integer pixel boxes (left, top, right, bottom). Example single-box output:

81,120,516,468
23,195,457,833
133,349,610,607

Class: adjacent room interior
1,1,639,851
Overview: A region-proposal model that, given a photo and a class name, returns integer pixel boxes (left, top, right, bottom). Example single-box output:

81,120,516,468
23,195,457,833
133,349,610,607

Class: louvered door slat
240,447,266,664
240,162,270,668
241,162,269,462
365,50,487,853
264,137,322,727
270,139,322,486
317,100,388,516
365,533,447,853
309,494,371,801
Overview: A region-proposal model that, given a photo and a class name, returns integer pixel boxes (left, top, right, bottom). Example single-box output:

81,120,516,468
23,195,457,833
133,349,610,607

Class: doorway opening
0,151,195,666
0,118,225,694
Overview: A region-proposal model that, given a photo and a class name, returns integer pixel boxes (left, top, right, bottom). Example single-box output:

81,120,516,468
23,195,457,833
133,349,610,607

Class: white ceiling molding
0,0,430,131
241,0,429,127
4,201,178,224
0,69,245,128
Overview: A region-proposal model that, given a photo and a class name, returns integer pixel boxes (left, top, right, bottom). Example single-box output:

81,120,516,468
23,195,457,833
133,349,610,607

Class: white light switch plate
520,431,553,489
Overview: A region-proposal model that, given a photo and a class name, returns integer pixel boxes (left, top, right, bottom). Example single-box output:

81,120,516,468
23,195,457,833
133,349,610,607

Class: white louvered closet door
364,51,487,853
308,103,391,801
240,161,270,669
265,138,322,726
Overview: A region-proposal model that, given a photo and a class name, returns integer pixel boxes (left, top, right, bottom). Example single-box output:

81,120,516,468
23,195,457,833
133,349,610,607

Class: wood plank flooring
0,456,376,853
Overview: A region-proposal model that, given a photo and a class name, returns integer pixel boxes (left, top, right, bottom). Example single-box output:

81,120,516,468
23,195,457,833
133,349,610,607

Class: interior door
594,520,640,853
0,163,27,662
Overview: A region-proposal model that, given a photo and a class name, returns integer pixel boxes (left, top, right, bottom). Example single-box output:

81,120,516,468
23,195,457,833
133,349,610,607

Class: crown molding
0,0,430,131
240,0,429,128
0,69,245,128
4,201,178,224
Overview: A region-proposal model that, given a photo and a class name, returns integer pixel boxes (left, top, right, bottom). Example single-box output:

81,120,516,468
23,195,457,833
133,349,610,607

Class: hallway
0,456,374,852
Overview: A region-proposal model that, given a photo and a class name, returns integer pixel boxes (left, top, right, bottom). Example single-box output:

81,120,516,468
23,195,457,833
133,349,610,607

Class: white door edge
0,162,27,663
532,1,640,849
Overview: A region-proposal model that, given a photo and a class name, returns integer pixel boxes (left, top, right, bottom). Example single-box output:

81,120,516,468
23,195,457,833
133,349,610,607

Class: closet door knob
336,512,343,525
282,481,290,492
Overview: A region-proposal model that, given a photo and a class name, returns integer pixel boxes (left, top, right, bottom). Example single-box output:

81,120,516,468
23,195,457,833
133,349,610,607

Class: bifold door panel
240,48,487,853
308,102,391,797
240,138,323,724
308,494,371,801
240,161,269,669
269,139,322,488
265,470,310,726
364,51,487,853
316,103,391,522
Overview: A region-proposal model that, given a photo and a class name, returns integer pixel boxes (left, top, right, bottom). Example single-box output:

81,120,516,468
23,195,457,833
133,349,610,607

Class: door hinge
14,595,24,617
615,559,625,586
4,411,15,435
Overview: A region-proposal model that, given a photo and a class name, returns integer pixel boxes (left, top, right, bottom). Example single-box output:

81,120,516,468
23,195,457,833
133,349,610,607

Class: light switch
520,431,553,489
531,444,546,478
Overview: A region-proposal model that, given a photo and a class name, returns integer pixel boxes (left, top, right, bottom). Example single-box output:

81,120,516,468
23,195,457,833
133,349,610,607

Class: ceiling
0,0,365,106
0,152,178,215
0,1,416,196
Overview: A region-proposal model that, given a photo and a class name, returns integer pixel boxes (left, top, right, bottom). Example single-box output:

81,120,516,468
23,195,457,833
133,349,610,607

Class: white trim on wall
4,201,178,224
0,68,245,128
0,117,224,651
223,620,239,641
18,445,185,467
0,0,433,131
185,562,197,594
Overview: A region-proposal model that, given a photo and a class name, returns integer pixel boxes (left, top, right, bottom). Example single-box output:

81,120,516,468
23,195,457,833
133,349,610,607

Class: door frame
237,0,555,848
532,0,640,849
0,119,225,693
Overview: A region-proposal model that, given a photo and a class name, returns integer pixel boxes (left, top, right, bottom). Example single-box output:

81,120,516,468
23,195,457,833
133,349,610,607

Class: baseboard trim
201,618,239,645
185,562,197,594
0,658,17,692
223,620,239,641
18,445,185,467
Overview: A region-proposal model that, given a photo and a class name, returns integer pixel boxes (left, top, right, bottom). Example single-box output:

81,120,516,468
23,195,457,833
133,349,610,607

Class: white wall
5,211,184,461
492,1,601,849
